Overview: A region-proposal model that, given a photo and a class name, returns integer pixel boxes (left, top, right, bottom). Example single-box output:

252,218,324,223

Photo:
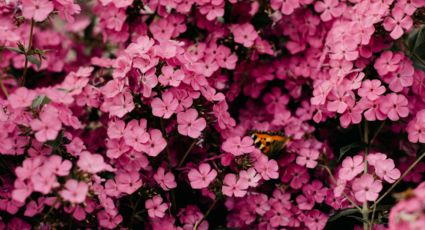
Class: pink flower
305,210,328,230
303,180,327,203
30,105,62,142
151,91,179,119
281,164,310,189
21,0,54,22
338,155,364,181
296,148,320,168
383,7,413,39
271,0,300,15
140,129,167,157
77,151,114,173
221,136,255,156
379,93,409,121
154,167,177,191
98,211,123,229
366,152,388,166
31,170,59,194
177,109,207,138
158,65,185,87
7,88,36,109
107,119,126,139
222,173,249,197
12,180,32,203
145,195,168,218
382,60,414,92
231,23,258,48
123,119,150,152
375,158,401,183
44,155,72,176
255,157,279,180
100,91,135,118
60,180,89,203
359,98,387,121
352,174,383,202
330,40,359,61
188,163,217,189
314,0,344,22
358,80,386,101
407,110,425,143
115,171,142,194
248,194,270,215
374,51,403,76
239,168,261,187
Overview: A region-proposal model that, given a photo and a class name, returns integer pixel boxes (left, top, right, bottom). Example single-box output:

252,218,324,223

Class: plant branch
178,139,197,168
194,198,218,230
21,19,35,86
370,121,385,145
0,76,8,97
362,121,369,230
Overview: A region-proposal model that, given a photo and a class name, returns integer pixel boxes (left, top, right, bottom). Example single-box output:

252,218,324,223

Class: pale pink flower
60,180,89,203
151,91,179,119
21,0,54,22
222,173,249,197
352,174,383,202
383,7,413,39
30,105,62,142
338,155,364,181
154,167,177,191
188,163,217,189
379,93,409,121
221,136,255,156
177,109,206,138
145,195,168,218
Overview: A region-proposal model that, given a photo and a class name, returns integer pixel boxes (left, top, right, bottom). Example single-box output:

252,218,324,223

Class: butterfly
249,131,290,156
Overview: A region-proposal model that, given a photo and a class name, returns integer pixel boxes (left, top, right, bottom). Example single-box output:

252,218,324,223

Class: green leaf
27,55,41,69
339,142,362,161
31,95,51,109
405,26,425,70
328,208,360,222
16,42,26,53
4,46,25,54
347,215,369,224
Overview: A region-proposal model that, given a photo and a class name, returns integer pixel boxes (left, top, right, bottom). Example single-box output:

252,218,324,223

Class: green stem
194,199,218,230
159,118,177,213
370,121,385,145
362,121,369,230
0,76,8,97
21,19,35,86
178,140,197,167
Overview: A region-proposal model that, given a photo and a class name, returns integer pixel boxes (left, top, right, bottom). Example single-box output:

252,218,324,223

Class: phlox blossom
60,180,89,203
188,163,217,189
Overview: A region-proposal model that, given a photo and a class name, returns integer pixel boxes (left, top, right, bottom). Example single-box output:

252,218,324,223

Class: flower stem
178,139,197,167
194,198,218,230
362,121,369,230
0,76,8,97
21,19,35,86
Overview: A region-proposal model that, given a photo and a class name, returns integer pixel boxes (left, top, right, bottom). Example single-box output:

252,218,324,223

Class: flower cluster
0,0,425,229
389,181,425,230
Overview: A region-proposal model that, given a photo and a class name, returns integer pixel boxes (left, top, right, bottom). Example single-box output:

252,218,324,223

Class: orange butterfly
249,131,290,156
